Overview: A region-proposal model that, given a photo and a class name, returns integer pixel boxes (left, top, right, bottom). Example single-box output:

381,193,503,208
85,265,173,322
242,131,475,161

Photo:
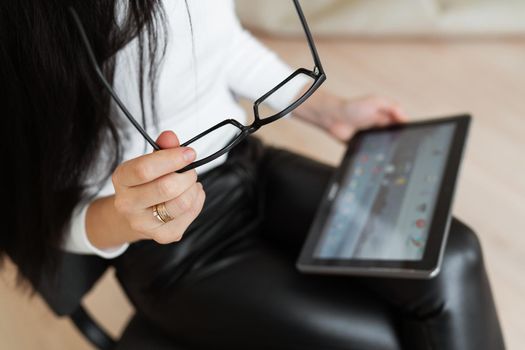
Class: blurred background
1,1,524,349
237,0,525,37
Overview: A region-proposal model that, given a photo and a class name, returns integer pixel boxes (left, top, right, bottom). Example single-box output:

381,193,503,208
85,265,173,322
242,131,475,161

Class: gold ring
153,202,174,224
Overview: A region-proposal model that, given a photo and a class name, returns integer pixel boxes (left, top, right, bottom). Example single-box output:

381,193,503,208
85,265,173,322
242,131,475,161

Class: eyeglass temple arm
292,0,324,75
68,7,161,151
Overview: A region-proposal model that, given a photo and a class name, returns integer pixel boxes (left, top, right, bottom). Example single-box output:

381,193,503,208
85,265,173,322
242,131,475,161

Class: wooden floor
1,37,524,349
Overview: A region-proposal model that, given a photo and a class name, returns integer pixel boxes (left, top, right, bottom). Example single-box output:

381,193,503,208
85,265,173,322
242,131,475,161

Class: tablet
297,115,471,279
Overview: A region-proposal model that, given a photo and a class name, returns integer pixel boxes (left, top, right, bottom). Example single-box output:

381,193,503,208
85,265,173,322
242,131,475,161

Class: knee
445,218,484,272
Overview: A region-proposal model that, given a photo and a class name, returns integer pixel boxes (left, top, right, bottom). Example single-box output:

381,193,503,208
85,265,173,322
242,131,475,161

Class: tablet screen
315,124,456,261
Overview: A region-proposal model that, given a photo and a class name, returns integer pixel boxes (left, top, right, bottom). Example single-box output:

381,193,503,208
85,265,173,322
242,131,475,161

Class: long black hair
0,0,166,288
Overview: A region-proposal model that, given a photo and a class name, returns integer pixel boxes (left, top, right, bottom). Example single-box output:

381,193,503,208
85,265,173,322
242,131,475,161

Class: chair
14,251,185,350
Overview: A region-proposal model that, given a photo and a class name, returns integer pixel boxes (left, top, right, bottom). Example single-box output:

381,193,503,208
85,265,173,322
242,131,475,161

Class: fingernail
183,148,196,162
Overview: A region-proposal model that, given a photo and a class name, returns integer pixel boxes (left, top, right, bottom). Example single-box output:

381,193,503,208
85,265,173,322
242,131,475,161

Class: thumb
156,130,180,149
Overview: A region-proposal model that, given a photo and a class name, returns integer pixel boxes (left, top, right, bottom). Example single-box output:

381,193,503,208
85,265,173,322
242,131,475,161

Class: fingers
125,170,198,209
382,104,408,123
113,146,196,187
163,182,203,220
374,96,408,123
111,130,206,246
123,182,205,236
156,130,180,149
328,120,356,141
374,112,392,127
390,104,408,122
359,95,408,126
150,184,206,244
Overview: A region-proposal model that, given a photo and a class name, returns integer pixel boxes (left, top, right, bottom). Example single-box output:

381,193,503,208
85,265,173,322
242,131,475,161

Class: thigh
135,241,403,350
360,220,505,350
115,144,403,350
258,147,335,256
258,148,504,349
258,148,487,314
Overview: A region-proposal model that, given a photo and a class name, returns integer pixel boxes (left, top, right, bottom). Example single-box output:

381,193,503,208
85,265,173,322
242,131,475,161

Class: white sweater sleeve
224,1,310,112
62,200,129,259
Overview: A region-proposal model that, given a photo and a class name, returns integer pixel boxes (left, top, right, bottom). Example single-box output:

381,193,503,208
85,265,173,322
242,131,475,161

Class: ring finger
133,182,203,231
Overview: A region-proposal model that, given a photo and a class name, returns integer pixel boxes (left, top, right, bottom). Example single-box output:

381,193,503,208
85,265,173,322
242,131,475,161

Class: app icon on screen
416,219,426,228
395,177,407,186
408,234,426,249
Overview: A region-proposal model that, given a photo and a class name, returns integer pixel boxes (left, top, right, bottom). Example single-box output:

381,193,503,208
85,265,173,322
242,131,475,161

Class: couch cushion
236,0,525,37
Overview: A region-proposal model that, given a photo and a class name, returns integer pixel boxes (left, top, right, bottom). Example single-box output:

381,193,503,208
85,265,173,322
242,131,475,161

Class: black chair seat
116,314,188,350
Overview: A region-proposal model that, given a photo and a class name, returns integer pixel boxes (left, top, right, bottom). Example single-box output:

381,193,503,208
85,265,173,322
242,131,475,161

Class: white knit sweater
62,0,306,258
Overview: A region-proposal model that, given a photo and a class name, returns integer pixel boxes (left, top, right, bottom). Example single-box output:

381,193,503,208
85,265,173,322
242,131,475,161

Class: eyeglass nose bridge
248,121,262,133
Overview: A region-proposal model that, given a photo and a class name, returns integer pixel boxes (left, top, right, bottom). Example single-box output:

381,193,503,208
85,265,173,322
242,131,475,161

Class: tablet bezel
297,115,471,279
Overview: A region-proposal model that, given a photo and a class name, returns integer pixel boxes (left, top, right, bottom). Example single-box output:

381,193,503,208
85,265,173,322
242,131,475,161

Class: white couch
236,0,525,37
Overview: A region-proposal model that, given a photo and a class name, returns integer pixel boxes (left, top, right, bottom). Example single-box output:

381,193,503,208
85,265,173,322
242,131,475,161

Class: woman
1,1,504,349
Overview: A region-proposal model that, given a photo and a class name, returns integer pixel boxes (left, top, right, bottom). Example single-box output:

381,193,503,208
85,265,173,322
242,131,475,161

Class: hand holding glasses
68,0,326,173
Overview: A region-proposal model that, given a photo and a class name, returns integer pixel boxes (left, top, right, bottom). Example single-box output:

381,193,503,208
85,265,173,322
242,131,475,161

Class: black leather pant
114,138,505,350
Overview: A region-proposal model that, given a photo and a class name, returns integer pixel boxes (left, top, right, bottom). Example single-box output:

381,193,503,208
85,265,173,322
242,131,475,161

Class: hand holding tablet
297,115,471,279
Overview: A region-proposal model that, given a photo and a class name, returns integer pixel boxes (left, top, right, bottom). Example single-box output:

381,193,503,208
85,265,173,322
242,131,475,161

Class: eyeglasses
69,0,325,173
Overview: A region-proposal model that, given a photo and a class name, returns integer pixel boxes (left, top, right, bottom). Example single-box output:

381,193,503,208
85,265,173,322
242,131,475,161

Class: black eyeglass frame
69,0,325,173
